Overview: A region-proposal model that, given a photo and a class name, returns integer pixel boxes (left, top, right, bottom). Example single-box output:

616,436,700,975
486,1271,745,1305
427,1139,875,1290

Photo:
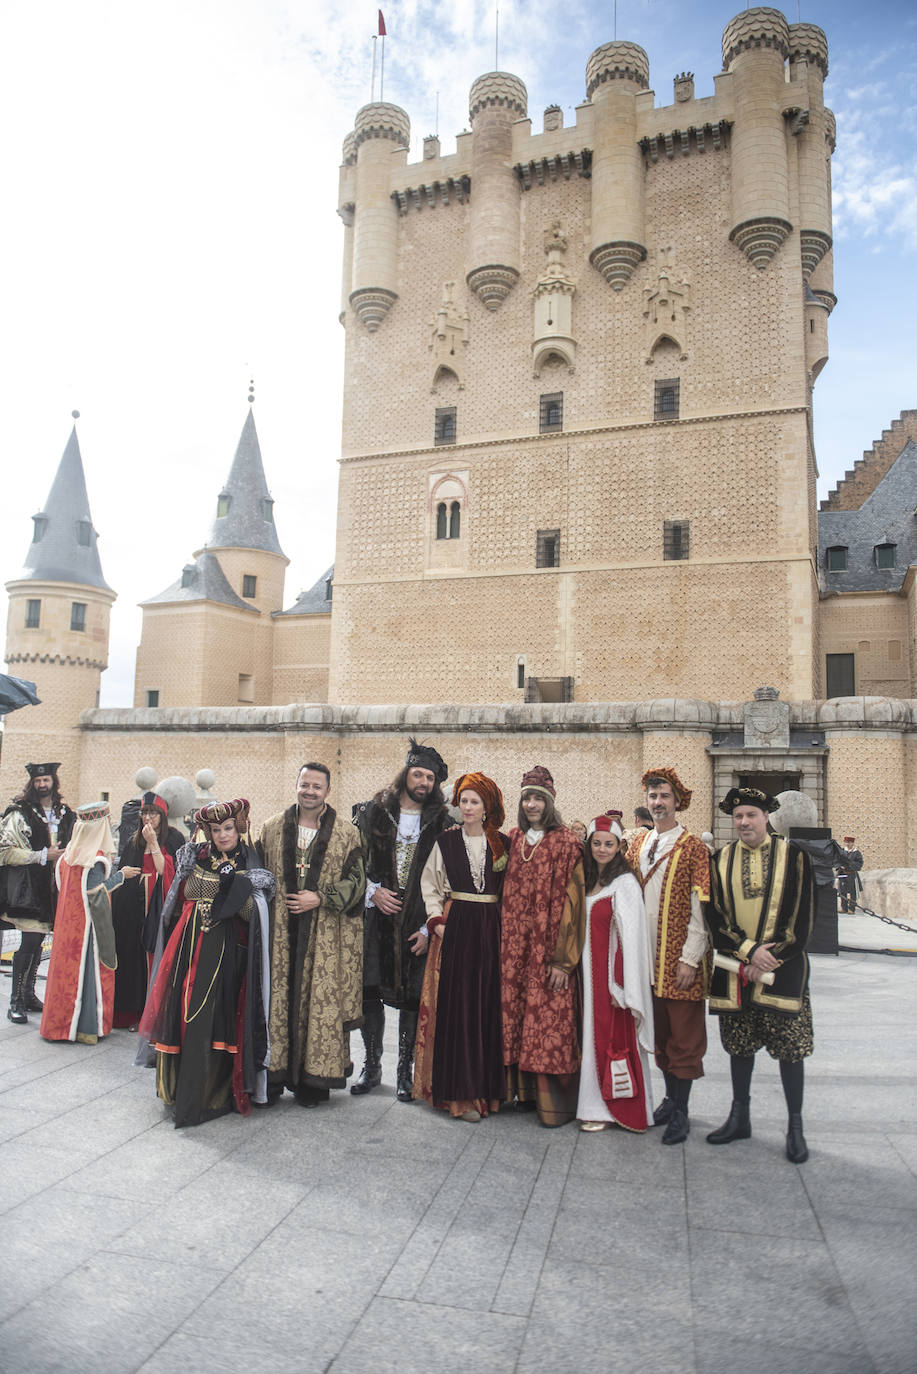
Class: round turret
787,22,828,78
721,7,789,70
586,42,649,290
465,72,527,310
585,41,649,99
353,101,410,150
722,8,792,270
349,102,411,332
469,72,527,122
341,131,357,166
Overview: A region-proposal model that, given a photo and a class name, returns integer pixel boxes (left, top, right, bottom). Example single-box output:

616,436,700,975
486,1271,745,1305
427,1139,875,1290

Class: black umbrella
0,674,41,715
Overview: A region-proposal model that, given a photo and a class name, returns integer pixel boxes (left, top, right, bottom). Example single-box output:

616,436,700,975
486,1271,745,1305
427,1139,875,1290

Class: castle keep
332,8,834,706
2,8,916,869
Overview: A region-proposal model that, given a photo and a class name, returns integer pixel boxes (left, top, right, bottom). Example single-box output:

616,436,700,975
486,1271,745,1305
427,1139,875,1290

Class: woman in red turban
413,772,508,1121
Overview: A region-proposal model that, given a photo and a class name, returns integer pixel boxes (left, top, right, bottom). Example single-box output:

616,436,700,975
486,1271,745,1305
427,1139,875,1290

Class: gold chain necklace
521,831,544,862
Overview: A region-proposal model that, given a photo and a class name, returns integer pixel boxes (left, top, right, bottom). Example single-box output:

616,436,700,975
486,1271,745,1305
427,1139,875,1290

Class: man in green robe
258,763,365,1105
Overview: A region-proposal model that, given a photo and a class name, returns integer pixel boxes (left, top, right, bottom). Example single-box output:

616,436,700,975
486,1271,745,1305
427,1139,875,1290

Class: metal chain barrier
852,901,917,936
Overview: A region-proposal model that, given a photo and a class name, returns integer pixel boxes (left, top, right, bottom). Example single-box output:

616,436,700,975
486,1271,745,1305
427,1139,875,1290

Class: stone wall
71,696,917,867
818,592,911,697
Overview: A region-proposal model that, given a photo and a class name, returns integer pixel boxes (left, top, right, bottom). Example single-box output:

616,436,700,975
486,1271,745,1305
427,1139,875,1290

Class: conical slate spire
17,426,112,591
197,408,285,557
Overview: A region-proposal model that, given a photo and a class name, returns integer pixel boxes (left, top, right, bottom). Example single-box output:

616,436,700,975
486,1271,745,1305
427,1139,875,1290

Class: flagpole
495,6,499,69
380,32,385,100
371,34,377,101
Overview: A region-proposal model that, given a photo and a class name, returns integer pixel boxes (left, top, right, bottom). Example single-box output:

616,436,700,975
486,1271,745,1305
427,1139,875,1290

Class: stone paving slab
1,950,915,1374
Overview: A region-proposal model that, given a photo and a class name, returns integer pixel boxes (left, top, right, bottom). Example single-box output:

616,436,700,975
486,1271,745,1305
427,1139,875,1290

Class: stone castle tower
331,7,835,706
134,408,290,709
2,422,116,797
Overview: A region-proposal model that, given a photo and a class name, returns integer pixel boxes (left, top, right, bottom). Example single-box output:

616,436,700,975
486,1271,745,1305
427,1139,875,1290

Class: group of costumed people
2,746,817,1161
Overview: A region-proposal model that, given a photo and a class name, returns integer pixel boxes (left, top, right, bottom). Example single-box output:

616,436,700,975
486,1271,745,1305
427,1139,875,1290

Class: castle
3,8,916,866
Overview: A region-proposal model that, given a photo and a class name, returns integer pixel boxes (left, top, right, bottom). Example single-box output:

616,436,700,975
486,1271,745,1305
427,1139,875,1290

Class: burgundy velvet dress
414,828,507,1117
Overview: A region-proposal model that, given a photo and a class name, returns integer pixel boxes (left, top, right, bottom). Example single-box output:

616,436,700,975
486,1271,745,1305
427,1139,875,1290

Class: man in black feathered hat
0,763,76,1023
704,786,815,1164
352,738,450,1100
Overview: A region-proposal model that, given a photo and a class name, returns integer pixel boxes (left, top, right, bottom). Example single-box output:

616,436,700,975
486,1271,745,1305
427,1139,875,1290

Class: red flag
378,10,386,36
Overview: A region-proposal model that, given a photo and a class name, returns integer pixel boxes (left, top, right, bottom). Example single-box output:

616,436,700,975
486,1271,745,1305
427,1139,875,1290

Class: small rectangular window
70,602,86,632
217,494,231,518
516,658,526,689
654,379,680,421
25,599,41,628
539,393,563,433
536,528,560,568
663,520,690,561
434,407,457,445
874,543,896,569
889,640,902,663
238,673,254,703
242,574,257,598
826,653,855,698
100,791,110,803
826,546,848,572
77,520,92,547
146,690,159,708
31,516,47,544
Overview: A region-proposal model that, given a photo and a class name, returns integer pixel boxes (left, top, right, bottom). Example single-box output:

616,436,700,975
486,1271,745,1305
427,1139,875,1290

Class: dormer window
825,545,847,572
31,516,47,544
262,497,275,523
874,543,897,569
217,493,231,518
77,520,92,547
325,577,333,601
181,565,195,588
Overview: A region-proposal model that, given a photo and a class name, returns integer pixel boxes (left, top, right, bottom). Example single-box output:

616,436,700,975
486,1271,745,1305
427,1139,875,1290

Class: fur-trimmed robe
352,791,449,1009
258,805,365,1091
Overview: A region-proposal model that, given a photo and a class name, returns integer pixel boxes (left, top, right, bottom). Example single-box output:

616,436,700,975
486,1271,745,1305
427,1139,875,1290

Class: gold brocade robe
258,805,365,1090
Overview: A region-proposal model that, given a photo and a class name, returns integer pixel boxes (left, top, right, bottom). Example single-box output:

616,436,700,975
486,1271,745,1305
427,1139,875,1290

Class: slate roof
140,551,255,611
275,565,334,617
15,426,112,591
818,438,917,593
197,409,286,558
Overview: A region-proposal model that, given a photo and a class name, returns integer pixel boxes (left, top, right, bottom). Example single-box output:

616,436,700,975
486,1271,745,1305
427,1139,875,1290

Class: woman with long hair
414,772,508,1122
112,792,183,1029
500,766,584,1126
552,814,655,1132
137,799,274,1127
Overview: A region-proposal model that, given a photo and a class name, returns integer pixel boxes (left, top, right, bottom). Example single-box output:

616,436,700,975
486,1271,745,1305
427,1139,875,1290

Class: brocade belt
449,892,498,903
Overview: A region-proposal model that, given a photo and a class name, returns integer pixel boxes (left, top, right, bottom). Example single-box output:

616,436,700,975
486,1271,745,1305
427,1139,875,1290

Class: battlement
820,411,917,512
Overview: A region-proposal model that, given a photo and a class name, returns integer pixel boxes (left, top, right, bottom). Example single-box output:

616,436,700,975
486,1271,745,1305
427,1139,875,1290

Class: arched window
436,503,448,539
449,501,461,539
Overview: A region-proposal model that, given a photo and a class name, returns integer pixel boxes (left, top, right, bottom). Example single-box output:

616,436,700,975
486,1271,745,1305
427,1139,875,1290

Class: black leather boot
661,1079,691,1145
653,1072,676,1126
396,1009,418,1103
7,950,29,1024
786,1112,809,1164
24,944,45,1013
351,1002,385,1095
707,1099,752,1145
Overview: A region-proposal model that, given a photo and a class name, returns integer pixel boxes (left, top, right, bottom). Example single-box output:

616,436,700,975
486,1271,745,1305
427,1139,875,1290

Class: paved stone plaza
2,937,915,1374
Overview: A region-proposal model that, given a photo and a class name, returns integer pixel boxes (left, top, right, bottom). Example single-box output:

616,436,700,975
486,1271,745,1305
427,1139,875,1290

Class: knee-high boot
396,1009,418,1103
351,1000,385,1095
7,943,32,1024
24,941,45,1013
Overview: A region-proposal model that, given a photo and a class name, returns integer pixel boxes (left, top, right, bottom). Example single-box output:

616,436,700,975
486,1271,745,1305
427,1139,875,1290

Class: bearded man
0,763,76,1023
258,764,365,1106
352,738,450,1101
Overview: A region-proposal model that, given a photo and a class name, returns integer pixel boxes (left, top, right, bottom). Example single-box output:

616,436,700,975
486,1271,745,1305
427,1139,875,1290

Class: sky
1,0,915,708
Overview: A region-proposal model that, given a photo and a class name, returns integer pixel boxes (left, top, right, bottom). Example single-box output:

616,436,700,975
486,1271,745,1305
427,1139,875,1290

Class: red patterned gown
501,826,583,1125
